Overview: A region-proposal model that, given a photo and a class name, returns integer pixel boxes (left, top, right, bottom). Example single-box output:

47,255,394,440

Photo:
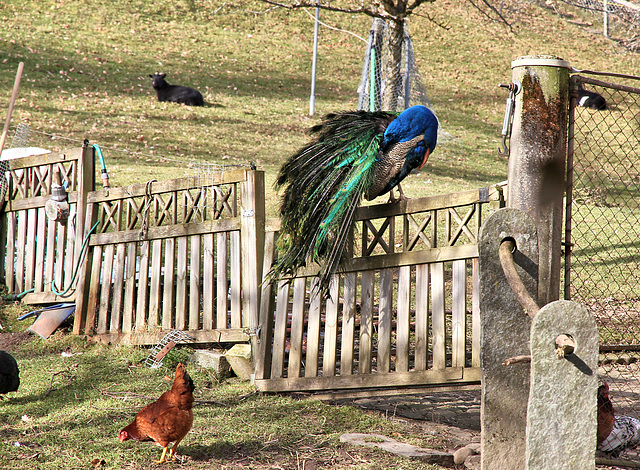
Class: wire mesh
357,19,432,113
567,74,640,459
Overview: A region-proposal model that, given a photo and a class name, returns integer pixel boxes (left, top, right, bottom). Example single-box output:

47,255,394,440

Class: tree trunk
382,18,405,111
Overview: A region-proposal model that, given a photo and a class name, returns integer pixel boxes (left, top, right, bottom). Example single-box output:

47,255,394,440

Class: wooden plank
175,236,188,330
121,242,137,333
255,230,276,381
3,192,80,213
216,232,228,330
472,258,481,368
162,238,176,330
89,217,241,246
110,243,126,332
240,170,265,336
271,281,290,379
396,265,411,373
415,264,429,371
305,278,322,378
189,235,201,330
63,205,76,288
359,270,375,374
34,207,46,291
5,212,16,292
97,244,115,334
202,234,214,330
255,367,467,393
452,259,467,368
431,262,446,370
5,147,83,171
354,186,496,221
340,272,357,376
135,240,150,330
288,277,307,379
86,170,248,203
230,231,241,328
323,275,340,378
311,380,481,401
378,268,393,373
84,245,103,335
72,200,96,333
53,214,66,293
291,244,478,278
15,210,27,292
43,216,56,292
148,238,163,329
91,328,249,346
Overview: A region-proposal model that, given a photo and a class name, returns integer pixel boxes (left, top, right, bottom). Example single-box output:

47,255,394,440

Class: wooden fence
255,187,504,392
2,146,506,393
0,146,94,304
74,168,265,345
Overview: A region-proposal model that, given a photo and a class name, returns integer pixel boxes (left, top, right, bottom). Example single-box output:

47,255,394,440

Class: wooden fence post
508,55,570,306
72,144,96,335
240,169,265,372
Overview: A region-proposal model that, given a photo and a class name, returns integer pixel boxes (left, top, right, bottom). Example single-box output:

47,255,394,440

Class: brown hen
119,363,194,463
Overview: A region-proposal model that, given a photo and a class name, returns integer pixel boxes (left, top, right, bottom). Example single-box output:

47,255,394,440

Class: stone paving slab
340,433,454,466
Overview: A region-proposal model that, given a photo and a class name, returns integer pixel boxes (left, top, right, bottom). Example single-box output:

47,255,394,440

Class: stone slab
340,433,454,466
189,349,232,377
526,300,598,470
225,343,252,380
479,208,538,470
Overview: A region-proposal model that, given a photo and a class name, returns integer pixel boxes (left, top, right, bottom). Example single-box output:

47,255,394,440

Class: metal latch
244,326,261,343
498,80,521,157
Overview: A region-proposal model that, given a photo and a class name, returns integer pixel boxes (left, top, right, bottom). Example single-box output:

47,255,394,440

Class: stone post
479,208,538,470
507,55,570,306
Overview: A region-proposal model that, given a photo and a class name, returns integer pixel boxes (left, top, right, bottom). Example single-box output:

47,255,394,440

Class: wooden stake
0,61,25,157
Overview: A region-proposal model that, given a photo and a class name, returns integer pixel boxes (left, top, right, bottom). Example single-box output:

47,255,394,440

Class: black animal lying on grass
149,73,204,106
576,83,607,110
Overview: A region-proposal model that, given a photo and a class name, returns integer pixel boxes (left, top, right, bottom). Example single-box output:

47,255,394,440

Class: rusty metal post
507,55,570,306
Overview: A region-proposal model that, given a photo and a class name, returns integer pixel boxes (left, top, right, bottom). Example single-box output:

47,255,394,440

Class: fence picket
162,238,176,330
34,208,46,291
431,262,446,370
322,276,339,377
396,265,411,372
340,272,357,376
288,277,306,378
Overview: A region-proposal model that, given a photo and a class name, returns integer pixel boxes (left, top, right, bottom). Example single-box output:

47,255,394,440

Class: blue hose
93,144,110,189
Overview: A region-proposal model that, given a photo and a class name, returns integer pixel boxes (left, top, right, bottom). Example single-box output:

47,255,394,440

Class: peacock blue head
382,105,439,155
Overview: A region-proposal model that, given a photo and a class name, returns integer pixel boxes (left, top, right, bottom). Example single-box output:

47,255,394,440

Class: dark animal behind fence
149,73,204,106
577,83,607,110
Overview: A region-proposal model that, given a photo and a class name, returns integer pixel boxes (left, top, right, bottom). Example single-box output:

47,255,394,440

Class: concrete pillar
507,55,570,306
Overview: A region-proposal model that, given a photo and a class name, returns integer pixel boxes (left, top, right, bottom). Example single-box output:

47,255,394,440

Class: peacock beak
418,148,431,170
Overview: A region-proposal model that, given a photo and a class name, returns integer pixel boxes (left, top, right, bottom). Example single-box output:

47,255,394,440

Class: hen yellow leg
168,437,184,461
154,446,169,464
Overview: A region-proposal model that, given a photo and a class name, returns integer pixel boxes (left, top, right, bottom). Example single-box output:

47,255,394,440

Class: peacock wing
366,134,425,201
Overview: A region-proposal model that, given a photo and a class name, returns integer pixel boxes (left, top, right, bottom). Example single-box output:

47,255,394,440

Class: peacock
268,105,439,296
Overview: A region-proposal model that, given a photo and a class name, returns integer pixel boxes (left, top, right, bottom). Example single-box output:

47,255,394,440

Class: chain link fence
567,73,640,459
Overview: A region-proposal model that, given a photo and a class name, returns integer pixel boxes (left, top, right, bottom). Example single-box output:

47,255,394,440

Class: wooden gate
73,169,265,345
255,185,504,392
0,146,94,304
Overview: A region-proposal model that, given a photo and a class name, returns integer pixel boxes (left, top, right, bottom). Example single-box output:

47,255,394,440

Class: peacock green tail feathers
267,110,396,296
